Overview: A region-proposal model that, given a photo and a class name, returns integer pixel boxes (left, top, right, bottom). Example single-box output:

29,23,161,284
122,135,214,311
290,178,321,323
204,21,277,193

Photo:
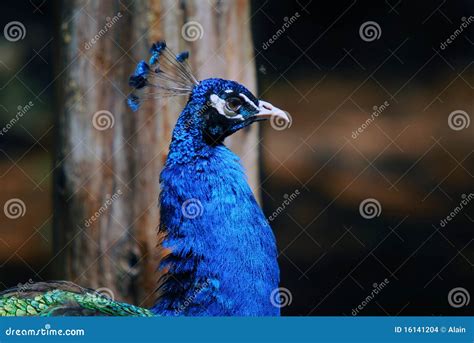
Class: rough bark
55,0,258,307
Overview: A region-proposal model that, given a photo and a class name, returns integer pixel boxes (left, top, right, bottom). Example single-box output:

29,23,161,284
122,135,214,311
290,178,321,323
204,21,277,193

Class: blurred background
0,0,472,316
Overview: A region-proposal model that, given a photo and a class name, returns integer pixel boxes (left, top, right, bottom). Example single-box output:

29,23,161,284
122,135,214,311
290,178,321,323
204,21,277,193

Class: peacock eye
225,97,243,115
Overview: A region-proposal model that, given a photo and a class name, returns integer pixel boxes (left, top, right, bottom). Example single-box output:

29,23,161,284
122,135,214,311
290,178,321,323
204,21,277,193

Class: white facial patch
239,93,259,110
209,94,244,120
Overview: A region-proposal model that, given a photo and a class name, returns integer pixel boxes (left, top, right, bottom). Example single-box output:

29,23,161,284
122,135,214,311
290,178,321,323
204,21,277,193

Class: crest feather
127,41,198,112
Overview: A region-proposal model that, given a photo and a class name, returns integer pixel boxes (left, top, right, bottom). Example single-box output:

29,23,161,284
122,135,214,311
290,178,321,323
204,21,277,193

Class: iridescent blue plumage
153,79,280,315
128,60,149,89
125,42,288,316
127,94,140,112
149,41,167,64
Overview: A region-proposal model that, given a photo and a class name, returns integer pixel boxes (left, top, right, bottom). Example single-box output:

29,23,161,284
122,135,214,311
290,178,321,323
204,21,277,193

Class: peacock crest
127,41,198,111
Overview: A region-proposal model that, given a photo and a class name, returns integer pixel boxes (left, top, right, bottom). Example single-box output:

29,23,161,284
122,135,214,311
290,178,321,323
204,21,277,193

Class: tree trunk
55,0,258,307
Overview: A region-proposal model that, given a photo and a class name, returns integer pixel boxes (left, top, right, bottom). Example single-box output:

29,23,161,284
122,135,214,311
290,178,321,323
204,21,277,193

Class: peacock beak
253,100,290,123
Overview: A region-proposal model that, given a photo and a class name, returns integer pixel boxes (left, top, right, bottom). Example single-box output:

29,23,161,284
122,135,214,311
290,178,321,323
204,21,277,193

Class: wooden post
55,0,258,307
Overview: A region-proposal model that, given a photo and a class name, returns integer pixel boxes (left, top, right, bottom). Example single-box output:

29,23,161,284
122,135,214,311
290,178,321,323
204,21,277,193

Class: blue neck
152,106,280,316
166,105,212,165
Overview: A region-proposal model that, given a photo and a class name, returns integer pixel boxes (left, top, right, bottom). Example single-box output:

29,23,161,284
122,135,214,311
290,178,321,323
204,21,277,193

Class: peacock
0,41,290,317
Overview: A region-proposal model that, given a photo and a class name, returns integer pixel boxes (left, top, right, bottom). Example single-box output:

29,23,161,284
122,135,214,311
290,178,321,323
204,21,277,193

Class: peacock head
127,41,289,143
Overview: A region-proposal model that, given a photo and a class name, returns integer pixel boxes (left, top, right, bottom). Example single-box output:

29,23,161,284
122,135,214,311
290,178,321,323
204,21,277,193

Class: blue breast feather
152,96,280,316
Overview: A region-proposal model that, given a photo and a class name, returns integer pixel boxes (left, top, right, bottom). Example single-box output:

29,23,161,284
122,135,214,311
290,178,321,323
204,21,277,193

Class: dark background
1,0,473,316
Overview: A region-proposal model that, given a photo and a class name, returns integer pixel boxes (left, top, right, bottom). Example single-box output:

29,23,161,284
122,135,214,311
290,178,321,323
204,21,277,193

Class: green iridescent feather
0,281,154,317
